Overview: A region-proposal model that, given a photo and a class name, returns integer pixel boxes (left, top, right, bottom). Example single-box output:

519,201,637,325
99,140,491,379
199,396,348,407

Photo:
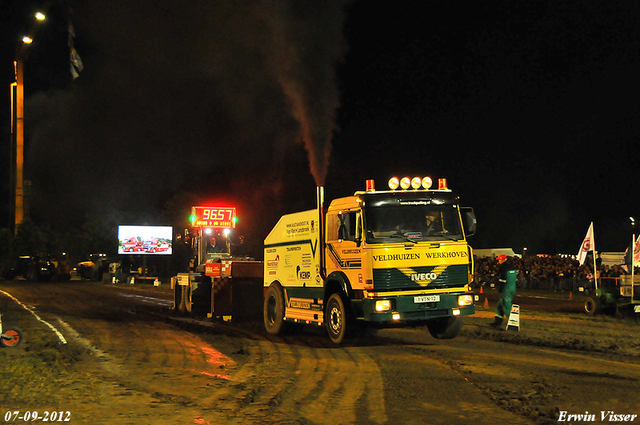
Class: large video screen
118,225,173,255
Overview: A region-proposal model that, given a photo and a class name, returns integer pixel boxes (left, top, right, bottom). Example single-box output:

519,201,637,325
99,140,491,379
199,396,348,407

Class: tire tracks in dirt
215,333,388,424
56,311,389,424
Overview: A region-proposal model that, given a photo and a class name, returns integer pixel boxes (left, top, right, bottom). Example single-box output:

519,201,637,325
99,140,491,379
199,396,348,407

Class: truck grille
373,264,467,292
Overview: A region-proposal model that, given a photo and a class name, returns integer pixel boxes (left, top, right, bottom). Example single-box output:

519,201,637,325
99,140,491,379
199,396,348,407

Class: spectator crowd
474,253,634,291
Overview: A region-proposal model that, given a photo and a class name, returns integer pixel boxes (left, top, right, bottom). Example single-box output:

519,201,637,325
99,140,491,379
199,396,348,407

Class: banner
577,223,594,266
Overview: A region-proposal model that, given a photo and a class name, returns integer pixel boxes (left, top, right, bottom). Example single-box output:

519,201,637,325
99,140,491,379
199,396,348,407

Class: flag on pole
623,234,640,269
577,222,594,266
70,47,83,79
68,21,83,79
624,240,632,269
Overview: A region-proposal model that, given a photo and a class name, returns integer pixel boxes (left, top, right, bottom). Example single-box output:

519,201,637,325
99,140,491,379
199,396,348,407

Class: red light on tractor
438,178,448,190
366,179,375,192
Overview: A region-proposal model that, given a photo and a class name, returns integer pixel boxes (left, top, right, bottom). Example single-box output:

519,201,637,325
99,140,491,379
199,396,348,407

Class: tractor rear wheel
584,296,602,315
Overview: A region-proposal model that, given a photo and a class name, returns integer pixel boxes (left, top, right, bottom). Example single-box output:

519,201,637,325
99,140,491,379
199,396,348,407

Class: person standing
491,254,517,329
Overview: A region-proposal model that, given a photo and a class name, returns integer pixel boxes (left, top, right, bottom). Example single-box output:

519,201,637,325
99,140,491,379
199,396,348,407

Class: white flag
70,47,83,77
577,223,594,266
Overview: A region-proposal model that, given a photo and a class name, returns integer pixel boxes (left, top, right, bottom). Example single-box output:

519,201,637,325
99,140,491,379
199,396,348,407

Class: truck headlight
375,300,392,312
458,294,474,307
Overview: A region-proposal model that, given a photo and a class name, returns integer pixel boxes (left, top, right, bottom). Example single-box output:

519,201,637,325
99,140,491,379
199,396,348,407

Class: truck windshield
364,204,463,243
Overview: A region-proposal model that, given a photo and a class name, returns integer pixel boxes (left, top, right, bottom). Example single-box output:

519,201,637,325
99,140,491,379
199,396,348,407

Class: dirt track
1,280,639,424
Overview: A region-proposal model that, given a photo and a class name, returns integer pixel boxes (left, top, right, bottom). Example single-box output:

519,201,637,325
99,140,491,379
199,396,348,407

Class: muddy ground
1,281,639,424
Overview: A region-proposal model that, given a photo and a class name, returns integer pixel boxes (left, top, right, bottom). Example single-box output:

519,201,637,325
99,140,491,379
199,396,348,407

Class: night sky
2,0,640,258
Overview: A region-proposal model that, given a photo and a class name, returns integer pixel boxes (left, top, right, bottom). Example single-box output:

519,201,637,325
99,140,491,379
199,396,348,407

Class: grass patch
0,299,89,408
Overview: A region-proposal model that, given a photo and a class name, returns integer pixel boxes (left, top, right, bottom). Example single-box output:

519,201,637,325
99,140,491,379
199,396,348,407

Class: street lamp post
10,12,45,234
11,59,25,234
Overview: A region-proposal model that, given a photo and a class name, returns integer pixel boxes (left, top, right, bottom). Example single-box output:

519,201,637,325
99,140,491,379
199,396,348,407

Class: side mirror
355,215,363,247
461,207,476,236
338,225,347,241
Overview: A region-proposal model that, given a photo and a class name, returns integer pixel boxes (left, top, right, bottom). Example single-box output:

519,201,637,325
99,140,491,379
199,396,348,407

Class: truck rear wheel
427,316,463,339
584,297,601,315
326,293,349,345
264,284,286,335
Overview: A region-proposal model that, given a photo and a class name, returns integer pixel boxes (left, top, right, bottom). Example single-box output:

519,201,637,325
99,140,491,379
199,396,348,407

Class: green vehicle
584,275,640,316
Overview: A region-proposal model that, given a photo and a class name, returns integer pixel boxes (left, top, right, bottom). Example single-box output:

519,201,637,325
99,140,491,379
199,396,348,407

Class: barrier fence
520,276,627,292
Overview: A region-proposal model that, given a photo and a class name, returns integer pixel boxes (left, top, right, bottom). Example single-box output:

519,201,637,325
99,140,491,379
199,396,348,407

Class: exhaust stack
317,186,326,279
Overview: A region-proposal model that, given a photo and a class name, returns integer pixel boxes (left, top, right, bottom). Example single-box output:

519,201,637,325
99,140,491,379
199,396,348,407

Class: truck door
325,210,363,284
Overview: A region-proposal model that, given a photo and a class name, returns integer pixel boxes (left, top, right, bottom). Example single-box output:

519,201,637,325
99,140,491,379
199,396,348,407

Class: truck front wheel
326,293,349,345
427,316,463,339
264,284,286,335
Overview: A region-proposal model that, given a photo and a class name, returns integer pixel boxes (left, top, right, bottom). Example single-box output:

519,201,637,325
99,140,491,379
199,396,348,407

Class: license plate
414,295,440,303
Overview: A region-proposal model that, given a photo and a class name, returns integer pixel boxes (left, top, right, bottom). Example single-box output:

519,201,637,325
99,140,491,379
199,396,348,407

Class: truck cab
325,182,475,324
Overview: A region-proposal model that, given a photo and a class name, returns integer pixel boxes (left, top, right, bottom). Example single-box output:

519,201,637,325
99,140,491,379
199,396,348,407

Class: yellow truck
263,176,477,344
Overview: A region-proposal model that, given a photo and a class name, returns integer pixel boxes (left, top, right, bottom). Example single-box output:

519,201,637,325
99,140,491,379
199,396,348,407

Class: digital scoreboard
191,206,236,228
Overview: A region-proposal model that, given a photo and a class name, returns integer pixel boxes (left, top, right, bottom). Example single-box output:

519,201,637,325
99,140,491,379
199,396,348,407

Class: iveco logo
411,272,437,281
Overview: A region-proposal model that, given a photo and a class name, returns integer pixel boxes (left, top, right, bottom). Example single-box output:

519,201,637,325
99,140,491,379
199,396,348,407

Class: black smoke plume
25,0,347,229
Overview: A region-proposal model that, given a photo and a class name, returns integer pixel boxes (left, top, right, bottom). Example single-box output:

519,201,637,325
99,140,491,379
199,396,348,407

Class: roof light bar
384,175,449,191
